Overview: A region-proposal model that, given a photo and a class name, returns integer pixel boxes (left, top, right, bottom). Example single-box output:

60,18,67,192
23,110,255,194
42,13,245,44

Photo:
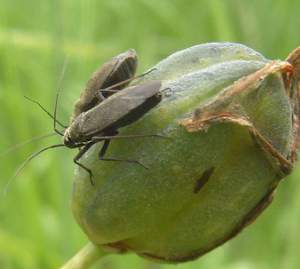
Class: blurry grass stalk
0,28,116,59
60,243,108,269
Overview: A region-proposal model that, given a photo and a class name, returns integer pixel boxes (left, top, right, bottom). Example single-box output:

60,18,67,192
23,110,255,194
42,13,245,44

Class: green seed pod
70,43,300,263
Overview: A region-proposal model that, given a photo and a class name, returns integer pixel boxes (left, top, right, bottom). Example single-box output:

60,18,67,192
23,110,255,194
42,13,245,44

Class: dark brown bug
17,51,164,186
71,49,138,122
65,80,163,183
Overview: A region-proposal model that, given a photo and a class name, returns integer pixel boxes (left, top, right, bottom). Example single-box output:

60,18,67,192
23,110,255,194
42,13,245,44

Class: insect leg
91,133,169,141
73,141,96,185
95,68,158,100
97,138,148,169
53,58,69,136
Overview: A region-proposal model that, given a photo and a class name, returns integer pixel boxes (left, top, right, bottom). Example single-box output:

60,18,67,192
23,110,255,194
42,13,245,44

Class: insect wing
102,49,137,92
71,49,138,121
75,81,162,138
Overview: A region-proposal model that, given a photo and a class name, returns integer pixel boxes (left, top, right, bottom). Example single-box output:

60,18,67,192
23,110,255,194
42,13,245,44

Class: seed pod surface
71,43,300,262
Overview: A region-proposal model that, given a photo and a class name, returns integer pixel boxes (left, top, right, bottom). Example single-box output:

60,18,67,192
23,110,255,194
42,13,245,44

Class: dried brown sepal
180,112,293,177
190,61,293,121
286,47,300,80
286,47,300,161
180,61,296,177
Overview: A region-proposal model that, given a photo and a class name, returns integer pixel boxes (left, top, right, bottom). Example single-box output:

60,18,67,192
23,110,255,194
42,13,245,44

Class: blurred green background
1,0,300,268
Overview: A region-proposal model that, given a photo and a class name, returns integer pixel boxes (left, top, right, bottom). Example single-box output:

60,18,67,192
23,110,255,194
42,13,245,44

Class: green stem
60,243,109,269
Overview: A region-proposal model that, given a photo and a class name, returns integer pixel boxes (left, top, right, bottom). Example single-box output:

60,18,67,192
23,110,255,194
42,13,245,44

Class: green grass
1,0,300,268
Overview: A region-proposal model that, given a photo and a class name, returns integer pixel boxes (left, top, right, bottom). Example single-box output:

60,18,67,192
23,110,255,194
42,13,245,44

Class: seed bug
71,49,138,122
64,80,163,184
12,52,164,187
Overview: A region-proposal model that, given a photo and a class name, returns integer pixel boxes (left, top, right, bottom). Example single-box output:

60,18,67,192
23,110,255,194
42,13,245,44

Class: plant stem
60,243,109,269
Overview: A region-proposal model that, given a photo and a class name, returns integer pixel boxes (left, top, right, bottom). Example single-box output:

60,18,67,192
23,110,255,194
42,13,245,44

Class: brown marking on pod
194,167,215,193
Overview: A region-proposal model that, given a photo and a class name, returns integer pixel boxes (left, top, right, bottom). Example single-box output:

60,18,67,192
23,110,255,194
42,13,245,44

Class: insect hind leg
98,139,148,169
95,67,158,100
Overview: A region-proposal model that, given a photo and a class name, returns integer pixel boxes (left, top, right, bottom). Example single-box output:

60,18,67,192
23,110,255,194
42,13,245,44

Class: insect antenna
53,58,69,136
0,132,57,158
2,59,72,196
2,143,66,197
24,96,67,130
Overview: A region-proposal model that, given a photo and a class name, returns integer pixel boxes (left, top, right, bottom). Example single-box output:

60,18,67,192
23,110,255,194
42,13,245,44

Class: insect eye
64,135,74,147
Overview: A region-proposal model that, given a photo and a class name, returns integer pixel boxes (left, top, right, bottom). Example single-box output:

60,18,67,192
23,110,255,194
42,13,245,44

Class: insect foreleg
73,141,96,185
